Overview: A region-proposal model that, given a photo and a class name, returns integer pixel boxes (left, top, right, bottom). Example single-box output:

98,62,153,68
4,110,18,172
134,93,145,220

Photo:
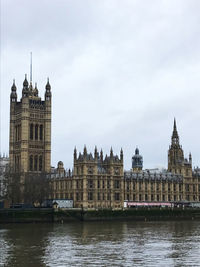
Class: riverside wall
1,208,200,223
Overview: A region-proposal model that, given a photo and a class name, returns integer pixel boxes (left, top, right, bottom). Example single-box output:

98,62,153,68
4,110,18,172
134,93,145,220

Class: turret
132,147,143,172
10,80,17,102
110,147,113,159
22,74,29,98
45,78,51,101
83,145,87,158
94,146,98,160
74,147,77,161
189,152,192,164
120,148,123,161
33,83,38,97
100,149,103,162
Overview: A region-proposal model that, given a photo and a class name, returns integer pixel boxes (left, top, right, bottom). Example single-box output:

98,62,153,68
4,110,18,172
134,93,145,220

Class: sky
0,0,200,170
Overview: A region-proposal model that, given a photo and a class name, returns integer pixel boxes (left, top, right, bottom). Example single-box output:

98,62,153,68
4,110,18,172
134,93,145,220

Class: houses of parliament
8,75,200,209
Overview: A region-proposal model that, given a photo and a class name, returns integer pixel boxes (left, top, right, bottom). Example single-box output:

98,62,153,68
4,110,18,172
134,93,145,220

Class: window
168,195,171,201
103,180,105,189
115,193,120,201
98,180,100,188
35,124,38,140
133,182,136,190
162,183,165,191
15,126,17,141
40,125,43,140
114,180,120,189
88,192,93,201
151,182,154,191
173,184,176,192
127,194,129,200
29,155,33,171
89,180,93,189
34,155,38,171
139,182,142,190
168,184,171,192
145,194,148,201
185,184,189,192
139,194,142,201
133,194,136,201
30,124,33,140
151,194,154,201
157,195,159,201
107,180,110,189
127,182,129,191
162,195,165,201
145,183,148,191
98,193,101,201
156,184,159,191
193,185,196,192
76,193,79,201
39,156,43,171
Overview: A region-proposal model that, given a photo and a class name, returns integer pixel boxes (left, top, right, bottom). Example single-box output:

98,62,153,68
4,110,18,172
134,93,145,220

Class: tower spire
171,118,179,145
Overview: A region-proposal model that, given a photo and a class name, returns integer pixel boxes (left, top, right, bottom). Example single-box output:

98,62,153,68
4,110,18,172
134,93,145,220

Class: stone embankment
1,208,200,223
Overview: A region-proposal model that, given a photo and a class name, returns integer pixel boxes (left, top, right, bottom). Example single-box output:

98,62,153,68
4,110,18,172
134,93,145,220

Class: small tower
132,147,143,172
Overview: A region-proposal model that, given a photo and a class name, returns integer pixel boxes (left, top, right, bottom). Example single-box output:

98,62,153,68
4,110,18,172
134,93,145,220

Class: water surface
0,221,200,266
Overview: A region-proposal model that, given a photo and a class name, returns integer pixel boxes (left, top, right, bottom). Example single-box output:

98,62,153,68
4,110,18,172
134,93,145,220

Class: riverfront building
8,76,200,209
51,120,200,209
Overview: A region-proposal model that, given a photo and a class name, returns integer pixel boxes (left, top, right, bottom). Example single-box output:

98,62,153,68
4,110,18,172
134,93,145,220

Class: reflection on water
0,221,200,267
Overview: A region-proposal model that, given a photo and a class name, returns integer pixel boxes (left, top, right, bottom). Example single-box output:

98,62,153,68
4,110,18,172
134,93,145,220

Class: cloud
1,0,200,170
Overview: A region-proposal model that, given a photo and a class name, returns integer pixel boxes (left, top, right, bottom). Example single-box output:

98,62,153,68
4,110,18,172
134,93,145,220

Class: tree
4,170,53,206
23,172,53,206
4,171,23,204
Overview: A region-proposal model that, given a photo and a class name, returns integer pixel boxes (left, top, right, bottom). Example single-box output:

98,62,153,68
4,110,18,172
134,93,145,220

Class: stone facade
51,120,200,209
50,147,124,209
9,77,51,174
8,75,200,208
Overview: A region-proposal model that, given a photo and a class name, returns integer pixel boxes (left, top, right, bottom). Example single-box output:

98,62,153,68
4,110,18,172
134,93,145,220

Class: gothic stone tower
9,76,51,174
168,119,192,177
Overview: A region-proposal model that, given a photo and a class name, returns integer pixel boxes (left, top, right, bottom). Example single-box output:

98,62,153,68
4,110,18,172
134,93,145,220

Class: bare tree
4,171,23,204
4,170,52,206
24,172,53,206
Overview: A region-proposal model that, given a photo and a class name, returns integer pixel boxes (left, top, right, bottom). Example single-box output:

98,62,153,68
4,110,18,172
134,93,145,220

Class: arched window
39,155,43,171
35,124,38,140
30,155,33,171
40,125,43,140
18,125,21,140
30,124,33,140
15,126,18,141
34,155,38,171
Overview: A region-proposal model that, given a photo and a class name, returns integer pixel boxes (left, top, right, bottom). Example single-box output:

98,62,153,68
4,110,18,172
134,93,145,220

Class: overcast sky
1,0,200,170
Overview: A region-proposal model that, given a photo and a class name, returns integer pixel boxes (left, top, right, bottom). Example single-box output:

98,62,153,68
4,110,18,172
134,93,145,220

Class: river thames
0,221,200,266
